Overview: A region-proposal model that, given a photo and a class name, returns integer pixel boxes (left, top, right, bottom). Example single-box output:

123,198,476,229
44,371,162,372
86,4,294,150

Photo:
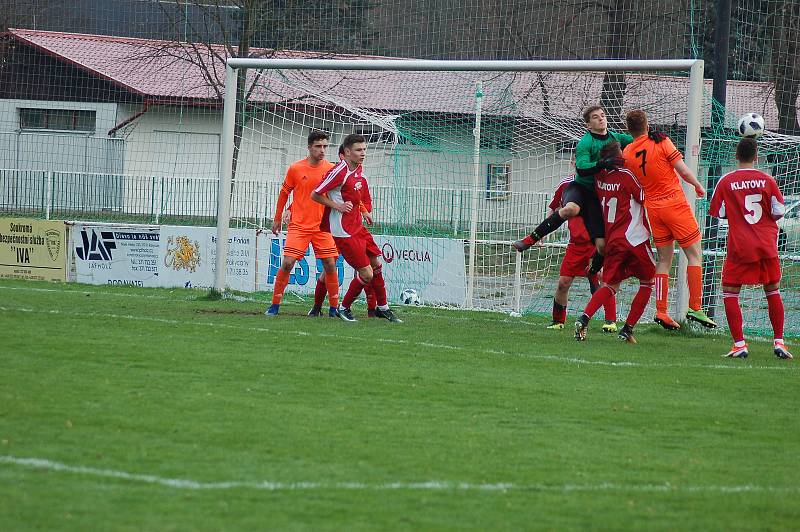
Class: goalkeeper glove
648,128,667,142
597,156,624,171
587,251,604,275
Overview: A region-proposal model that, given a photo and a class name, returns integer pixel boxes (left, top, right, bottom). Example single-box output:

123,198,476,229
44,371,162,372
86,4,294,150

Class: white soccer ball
400,288,421,306
737,113,765,138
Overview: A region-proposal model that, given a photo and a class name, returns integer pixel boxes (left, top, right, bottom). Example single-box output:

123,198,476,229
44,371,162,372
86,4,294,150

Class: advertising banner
159,226,256,291
73,223,160,286
256,232,465,305
0,217,66,282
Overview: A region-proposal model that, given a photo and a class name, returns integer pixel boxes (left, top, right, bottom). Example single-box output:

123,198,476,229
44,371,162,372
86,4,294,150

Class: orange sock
655,273,669,314
271,269,290,305
687,265,702,311
324,269,340,308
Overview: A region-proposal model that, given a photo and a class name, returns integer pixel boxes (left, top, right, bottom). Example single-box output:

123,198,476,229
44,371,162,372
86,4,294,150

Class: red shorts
601,241,656,285
559,243,595,278
646,200,701,248
283,228,338,260
334,227,381,269
722,257,781,287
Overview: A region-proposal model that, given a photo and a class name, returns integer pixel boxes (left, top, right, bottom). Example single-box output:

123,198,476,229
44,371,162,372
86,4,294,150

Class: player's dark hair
307,130,329,145
582,105,604,124
342,133,366,149
338,144,345,156
736,138,758,162
599,141,622,159
625,110,648,136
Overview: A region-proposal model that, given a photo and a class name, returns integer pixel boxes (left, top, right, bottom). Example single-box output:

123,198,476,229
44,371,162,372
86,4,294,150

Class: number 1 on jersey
601,196,618,223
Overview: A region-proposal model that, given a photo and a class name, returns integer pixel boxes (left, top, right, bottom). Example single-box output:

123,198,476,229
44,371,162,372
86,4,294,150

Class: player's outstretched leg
513,210,569,252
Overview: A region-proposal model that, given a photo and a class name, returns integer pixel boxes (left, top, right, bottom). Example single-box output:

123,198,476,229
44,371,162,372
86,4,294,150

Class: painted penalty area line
1,305,795,372
2,455,798,494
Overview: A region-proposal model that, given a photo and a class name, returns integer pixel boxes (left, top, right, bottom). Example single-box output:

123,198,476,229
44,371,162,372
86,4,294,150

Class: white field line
2,455,798,494
1,305,796,372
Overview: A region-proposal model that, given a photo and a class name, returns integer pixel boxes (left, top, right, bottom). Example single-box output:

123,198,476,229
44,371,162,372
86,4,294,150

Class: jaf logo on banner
75,229,117,260
266,237,344,286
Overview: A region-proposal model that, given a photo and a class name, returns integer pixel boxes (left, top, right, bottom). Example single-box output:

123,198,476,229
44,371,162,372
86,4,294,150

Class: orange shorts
283,228,338,260
722,257,781,287
646,200,701,248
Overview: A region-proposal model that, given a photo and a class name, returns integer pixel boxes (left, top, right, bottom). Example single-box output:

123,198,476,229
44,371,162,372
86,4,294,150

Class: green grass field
1,279,798,531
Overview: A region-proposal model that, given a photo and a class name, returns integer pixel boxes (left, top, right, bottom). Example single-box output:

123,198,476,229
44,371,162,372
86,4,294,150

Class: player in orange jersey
622,110,716,330
266,131,340,317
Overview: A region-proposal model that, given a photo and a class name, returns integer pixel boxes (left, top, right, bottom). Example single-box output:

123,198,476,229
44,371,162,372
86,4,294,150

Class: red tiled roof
3,28,794,130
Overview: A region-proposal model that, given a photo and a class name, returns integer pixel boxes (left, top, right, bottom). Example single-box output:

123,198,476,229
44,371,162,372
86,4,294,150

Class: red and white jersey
709,168,784,263
595,167,650,249
314,160,367,238
550,176,591,246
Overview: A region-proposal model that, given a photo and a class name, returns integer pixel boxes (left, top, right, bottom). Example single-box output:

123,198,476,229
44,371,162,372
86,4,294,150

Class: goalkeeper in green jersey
513,105,633,266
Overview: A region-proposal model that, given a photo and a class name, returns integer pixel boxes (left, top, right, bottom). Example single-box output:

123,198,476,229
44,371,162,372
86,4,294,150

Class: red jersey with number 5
709,169,785,263
595,167,650,249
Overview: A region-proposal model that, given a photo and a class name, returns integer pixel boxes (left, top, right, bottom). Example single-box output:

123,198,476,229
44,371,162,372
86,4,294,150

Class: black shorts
561,181,605,241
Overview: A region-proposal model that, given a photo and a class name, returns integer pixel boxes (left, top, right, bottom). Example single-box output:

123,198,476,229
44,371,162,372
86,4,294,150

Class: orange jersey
273,158,335,231
622,136,684,207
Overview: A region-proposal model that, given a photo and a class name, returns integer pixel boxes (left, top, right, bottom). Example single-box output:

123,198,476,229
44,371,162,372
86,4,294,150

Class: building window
486,163,511,200
19,108,96,133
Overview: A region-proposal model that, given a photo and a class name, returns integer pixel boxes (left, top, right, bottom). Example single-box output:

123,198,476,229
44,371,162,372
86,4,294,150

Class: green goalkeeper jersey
574,130,633,188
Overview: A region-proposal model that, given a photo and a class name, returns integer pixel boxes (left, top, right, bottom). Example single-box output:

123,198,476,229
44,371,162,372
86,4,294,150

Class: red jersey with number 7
594,167,650,249
709,169,785,263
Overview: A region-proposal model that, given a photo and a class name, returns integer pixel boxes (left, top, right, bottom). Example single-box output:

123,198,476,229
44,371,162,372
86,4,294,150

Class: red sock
342,273,368,309
654,273,669,314
723,291,744,344
603,292,617,322
766,289,785,340
552,300,567,323
313,276,326,307
271,269,290,305
370,265,388,307
324,269,339,308
626,281,653,327
582,286,614,319
687,265,702,311
364,283,377,311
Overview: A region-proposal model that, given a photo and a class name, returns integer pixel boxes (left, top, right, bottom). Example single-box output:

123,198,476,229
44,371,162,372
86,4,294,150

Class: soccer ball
400,288,421,306
737,113,765,138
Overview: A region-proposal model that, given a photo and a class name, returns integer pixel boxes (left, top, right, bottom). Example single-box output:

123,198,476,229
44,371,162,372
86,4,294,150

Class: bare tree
140,0,375,180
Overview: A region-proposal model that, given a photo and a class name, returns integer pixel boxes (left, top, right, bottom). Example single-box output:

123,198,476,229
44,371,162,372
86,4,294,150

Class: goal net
215,58,706,319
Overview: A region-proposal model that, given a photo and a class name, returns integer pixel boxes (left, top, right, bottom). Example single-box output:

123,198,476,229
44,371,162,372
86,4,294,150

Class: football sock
552,300,567,324
766,288,785,340
582,286,614,319
531,211,566,241
370,265,388,307
604,290,617,323
687,265,702,311
324,269,340,308
626,281,653,327
364,283,377,311
723,291,744,343
342,273,369,309
654,273,669,314
271,269,290,305
314,275,327,307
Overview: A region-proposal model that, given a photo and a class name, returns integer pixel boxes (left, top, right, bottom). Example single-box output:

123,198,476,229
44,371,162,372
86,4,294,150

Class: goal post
214,58,705,316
